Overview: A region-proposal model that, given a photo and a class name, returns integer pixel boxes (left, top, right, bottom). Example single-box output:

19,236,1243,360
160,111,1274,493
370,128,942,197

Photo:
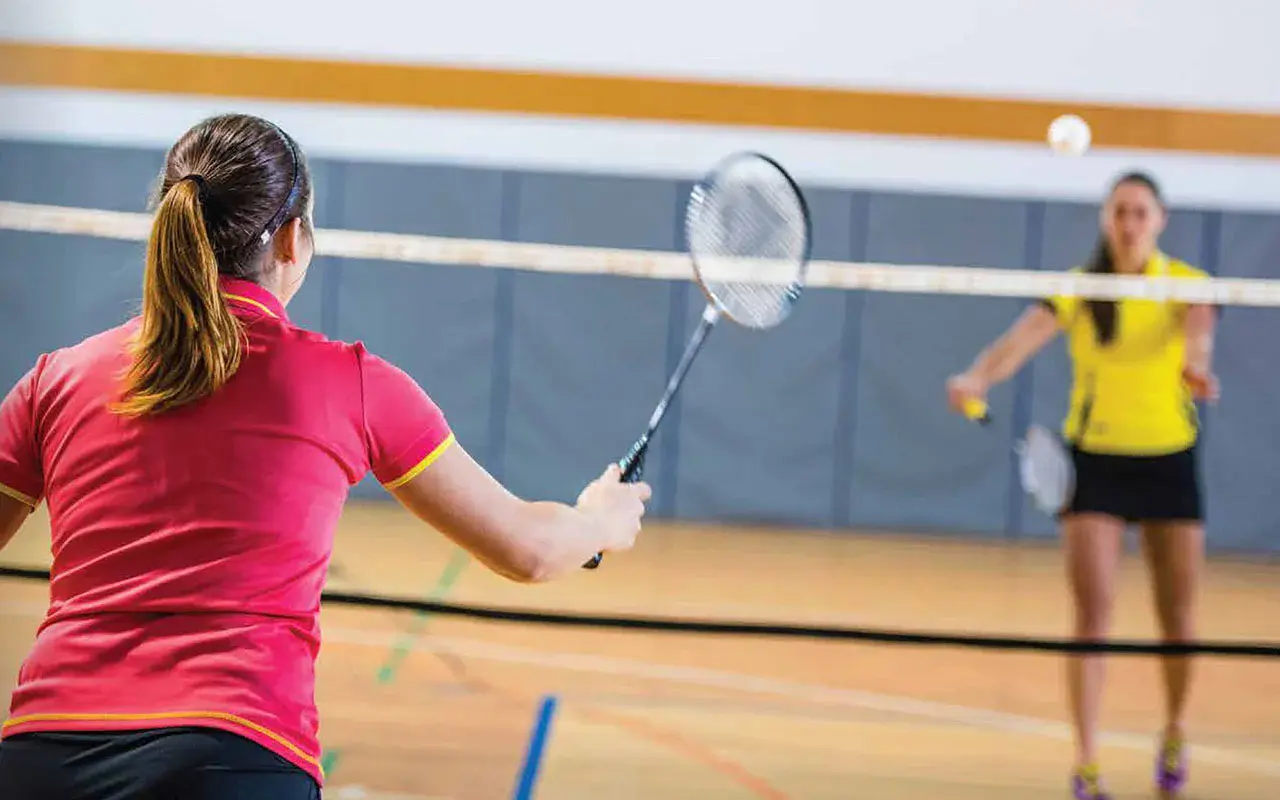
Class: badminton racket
1016,423,1075,515
583,152,812,569
960,399,1074,516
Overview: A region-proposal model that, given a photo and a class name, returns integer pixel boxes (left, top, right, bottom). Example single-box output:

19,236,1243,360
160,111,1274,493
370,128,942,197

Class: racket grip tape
582,438,648,570
618,436,648,483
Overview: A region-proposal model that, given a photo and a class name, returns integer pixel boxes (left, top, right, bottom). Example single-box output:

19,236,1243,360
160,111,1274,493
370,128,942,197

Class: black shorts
1063,444,1203,523
0,726,319,800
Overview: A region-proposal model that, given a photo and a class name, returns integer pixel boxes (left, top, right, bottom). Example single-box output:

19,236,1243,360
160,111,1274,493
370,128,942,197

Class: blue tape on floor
511,694,559,800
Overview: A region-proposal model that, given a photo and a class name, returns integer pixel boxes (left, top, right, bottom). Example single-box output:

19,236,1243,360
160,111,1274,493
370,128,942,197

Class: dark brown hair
114,114,312,416
1083,171,1165,345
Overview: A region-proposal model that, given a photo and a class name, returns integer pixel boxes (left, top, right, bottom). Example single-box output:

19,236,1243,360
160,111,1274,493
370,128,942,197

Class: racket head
684,151,811,330
1016,424,1075,515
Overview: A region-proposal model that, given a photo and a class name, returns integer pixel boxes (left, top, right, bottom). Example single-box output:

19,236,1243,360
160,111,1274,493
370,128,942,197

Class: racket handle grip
618,436,648,484
962,398,992,426
582,439,649,570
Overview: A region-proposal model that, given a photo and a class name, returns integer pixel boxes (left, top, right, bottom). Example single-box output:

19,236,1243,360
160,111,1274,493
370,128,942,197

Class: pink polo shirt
0,276,454,785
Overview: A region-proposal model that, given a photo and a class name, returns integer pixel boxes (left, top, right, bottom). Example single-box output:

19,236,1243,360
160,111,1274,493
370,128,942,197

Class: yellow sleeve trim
0,481,37,509
2,710,320,772
382,433,456,490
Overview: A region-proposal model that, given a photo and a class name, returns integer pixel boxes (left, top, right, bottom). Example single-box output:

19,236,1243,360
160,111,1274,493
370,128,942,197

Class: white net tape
3,200,1278,306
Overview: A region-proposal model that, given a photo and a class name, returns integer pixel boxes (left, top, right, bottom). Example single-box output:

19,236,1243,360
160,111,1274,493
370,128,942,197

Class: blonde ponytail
114,178,245,416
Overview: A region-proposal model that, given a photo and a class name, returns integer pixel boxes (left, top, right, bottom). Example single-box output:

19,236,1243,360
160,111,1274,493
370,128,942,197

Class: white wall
3,0,1280,209
6,0,1280,111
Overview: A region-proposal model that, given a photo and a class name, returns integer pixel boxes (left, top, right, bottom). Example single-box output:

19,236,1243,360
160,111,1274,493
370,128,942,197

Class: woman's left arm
1183,304,1220,401
1185,305,1216,370
0,358,47,553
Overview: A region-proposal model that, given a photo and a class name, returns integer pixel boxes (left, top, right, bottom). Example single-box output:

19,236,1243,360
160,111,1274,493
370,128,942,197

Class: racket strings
708,279,794,327
689,165,808,329
1019,426,1074,514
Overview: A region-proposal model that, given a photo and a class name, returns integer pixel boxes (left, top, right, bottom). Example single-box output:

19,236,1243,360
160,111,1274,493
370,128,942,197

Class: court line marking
444,654,792,799
375,549,471,684
324,549,471,779
1,601,1276,777
317,626,1280,778
570,702,793,800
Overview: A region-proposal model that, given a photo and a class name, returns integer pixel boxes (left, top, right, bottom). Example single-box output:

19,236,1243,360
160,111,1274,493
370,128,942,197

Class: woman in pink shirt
0,113,650,800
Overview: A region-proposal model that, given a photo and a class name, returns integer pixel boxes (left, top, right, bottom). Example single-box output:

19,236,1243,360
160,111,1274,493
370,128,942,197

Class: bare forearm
393,485,605,583
1185,336,1212,372
968,335,1028,387
1185,328,1214,372
507,501,609,582
389,443,645,585
1183,305,1216,372
425,501,590,584
965,304,1060,387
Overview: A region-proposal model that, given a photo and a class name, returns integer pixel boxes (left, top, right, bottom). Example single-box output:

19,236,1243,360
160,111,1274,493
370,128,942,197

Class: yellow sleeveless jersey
1045,252,1209,456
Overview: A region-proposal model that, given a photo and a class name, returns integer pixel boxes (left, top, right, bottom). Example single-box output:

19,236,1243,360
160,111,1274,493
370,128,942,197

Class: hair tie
179,173,210,199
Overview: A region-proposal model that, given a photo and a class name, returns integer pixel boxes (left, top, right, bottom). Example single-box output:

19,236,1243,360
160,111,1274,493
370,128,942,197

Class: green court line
376,548,472,684
320,547,472,778
320,748,342,777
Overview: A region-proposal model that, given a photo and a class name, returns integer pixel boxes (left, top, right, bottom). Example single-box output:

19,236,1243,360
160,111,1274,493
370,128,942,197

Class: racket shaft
644,305,719,434
582,305,719,571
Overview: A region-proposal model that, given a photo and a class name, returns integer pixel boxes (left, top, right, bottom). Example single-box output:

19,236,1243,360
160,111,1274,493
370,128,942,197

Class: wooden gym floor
1,501,1277,798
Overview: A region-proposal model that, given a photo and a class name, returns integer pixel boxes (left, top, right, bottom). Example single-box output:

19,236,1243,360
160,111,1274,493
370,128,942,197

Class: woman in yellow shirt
946,172,1218,800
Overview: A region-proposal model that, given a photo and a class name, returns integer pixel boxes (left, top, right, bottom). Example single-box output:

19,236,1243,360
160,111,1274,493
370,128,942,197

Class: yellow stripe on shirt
1,710,320,771
223,293,279,319
0,481,37,508
383,434,456,490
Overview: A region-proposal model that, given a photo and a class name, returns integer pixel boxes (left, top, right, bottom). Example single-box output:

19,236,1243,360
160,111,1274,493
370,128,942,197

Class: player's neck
256,268,294,309
1113,251,1152,275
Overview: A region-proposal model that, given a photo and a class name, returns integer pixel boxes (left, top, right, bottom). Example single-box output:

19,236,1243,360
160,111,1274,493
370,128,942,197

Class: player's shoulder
275,324,401,378
1164,255,1208,280
271,322,370,371
275,321,345,349
1052,265,1087,288
36,319,138,375
1042,265,1086,308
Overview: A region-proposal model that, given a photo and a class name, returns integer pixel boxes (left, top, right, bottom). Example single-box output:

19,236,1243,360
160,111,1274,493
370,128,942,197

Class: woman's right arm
947,302,1061,412
358,346,649,583
388,447,646,583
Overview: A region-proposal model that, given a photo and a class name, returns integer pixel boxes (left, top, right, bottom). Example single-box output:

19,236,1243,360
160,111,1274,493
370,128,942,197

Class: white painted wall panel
3,0,1278,111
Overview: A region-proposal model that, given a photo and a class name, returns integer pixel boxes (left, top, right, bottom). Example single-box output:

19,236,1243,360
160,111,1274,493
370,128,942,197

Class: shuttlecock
1048,114,1091,156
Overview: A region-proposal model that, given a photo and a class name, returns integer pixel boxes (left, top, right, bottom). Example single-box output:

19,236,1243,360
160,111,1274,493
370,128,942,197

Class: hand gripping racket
583,152,812,569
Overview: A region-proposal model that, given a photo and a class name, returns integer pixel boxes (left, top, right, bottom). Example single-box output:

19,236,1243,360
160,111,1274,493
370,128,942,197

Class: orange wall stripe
2,41,1280,157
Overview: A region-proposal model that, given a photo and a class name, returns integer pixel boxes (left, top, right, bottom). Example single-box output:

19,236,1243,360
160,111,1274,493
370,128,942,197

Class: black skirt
1064,444,1203,523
